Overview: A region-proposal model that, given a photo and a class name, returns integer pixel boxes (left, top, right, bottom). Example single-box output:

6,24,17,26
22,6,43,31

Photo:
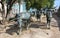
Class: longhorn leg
19,23,22,35
47,20,51,29
27,20,31,30
17,19,22,35
47,23,50,29
27,24,30,30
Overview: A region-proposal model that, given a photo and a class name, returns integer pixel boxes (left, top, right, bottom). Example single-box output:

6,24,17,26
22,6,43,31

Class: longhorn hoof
47,27,50,29
47,24,50,29
26,27,29,30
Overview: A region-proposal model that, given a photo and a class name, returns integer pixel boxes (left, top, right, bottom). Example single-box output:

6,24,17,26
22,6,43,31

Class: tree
0,0,17,23
57,6,60,17
0,0,5,24
6,0,17,18
25,0,55,10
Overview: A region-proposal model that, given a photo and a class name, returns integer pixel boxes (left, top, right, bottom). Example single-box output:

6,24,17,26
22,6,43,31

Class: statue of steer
16,12,31,34
46,10,52,29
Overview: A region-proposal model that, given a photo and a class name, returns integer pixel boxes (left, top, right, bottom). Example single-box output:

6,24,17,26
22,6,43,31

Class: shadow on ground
30,23,47,29
5,22,48,35
53,13,60,31
5,24,20,35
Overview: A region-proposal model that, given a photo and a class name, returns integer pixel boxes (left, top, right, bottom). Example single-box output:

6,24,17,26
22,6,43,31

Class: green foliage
1,0,5,2
2,0,55,10
25,0,55,10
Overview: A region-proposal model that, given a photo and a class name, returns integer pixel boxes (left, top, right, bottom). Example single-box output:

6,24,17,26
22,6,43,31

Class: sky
54,0,60,9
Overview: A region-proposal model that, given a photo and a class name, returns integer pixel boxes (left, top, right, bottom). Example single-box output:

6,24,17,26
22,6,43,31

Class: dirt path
0,14,60,38
50,14,60,38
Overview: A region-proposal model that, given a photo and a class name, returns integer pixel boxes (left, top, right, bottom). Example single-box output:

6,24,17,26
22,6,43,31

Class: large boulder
30,16,37,22
7,10,16,20
40,14,47,23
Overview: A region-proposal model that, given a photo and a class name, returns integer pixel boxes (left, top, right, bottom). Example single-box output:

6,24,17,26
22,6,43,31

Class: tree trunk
0,1,5,24
6,0,16,20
